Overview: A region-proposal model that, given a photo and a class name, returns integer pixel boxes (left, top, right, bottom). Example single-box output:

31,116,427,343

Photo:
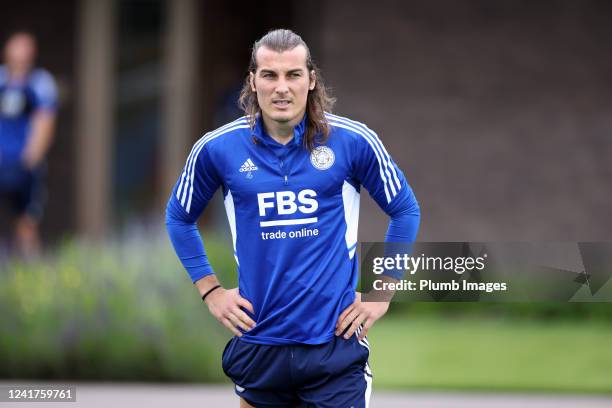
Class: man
0,32,57,257
166,29,419,407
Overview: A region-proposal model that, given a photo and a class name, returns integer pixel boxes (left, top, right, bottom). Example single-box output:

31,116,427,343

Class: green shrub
0,228,235,381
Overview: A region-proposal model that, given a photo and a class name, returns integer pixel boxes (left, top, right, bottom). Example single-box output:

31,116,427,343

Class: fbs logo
257,189,318,216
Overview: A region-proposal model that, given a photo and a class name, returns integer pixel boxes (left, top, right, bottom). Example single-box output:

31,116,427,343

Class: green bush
0,228,236,381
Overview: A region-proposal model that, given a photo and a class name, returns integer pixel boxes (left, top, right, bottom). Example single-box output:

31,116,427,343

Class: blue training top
0,66,57,167
166,113,420,345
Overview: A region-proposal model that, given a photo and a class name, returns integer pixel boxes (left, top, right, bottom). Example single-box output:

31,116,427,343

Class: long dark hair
238,29,336,151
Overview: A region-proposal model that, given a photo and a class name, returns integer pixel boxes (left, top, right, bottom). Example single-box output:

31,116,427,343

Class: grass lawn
370,314,612,394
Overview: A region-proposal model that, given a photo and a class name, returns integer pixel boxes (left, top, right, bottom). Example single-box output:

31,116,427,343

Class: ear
249,72,256,92
309,70,316,91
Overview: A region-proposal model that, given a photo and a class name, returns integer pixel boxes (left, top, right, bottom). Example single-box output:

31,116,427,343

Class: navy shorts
0,164,46,221
222,328,373,408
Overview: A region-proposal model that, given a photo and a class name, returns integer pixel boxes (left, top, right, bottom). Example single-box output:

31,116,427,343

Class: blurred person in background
167,29,420,407
0,31,57,257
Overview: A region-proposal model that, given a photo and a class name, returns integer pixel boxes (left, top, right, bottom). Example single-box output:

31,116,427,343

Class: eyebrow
258,68,305,75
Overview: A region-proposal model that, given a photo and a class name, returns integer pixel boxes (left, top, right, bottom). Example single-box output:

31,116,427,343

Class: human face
250,45,315,131
4,33,36,74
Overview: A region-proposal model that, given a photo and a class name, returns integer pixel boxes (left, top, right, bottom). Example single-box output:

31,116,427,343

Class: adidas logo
239,158,258,173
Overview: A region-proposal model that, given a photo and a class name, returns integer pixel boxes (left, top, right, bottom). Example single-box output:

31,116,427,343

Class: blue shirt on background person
0,65,57,188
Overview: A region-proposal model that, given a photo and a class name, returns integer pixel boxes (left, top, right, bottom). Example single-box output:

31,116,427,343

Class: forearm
195,274,223,298
385,201,420,243
381,189,420,282
368,274,398,302
165,201,215,283
23,111,56,167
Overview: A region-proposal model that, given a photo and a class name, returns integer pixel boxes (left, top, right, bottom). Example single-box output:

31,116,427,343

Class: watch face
0,88,27,118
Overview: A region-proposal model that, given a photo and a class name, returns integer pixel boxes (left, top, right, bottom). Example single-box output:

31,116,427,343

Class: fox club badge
310,146,335,170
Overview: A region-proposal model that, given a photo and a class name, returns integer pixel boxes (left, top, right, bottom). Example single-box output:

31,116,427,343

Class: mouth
272,100,291,108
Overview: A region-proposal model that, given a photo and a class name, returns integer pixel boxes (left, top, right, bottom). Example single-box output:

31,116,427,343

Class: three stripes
176,117,249,213
325,113,402,204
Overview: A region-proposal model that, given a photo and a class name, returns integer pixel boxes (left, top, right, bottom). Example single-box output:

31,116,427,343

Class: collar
0,66,30,85
252,112,307,148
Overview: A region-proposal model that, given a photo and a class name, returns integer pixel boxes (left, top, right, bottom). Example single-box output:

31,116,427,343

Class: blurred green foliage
0,228,236,381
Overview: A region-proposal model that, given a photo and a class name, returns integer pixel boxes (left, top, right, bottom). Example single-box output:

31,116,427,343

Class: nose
274,77,289,95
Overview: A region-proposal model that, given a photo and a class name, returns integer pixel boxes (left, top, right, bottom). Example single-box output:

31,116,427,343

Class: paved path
2,383,612,407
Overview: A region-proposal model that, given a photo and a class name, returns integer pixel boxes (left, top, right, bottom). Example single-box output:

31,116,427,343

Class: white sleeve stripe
183,124,250,213
329,112,402,192
326,113,402,193
179,136,208,205
329,120,392,203
327,113,402,192
331,119,393,201
176,138,205,200
177,116,247,199
362,124,402,191
176,117,247,203
326,114,399,197
184,123,250,211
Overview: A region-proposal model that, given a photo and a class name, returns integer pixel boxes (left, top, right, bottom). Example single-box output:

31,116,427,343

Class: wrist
204,286,227,306
201,284,222,302
194,274,220,296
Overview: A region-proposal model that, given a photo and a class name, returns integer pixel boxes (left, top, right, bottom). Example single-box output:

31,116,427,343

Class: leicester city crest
310,146,335,170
